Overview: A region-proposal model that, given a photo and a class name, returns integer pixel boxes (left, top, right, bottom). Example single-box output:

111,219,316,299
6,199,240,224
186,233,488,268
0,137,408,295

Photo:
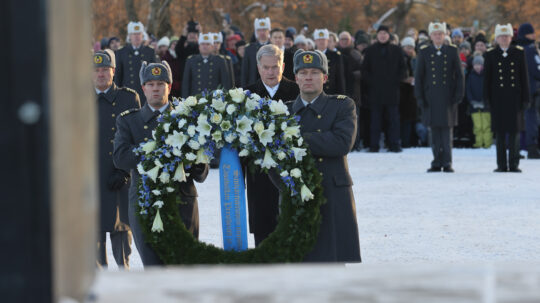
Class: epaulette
336,95,347,100
487,47,495,52
245,43,251,47
225,55,231,60
448,43,457,48
516,45,524,51
120,108,139,117
120,87,137,95
187,55,193,59
420,44,429,50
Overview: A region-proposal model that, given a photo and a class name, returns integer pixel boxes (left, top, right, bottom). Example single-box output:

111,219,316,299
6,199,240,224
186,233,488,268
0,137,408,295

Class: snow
104,147,540,270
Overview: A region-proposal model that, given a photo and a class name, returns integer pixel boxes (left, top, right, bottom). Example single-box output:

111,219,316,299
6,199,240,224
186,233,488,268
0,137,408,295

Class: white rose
297,137,304,146
245,97,258,112
211,113,223,124
277,151,287,160
174,102,191,116
281,121,288,131
188,140,200,150
290,168,302,178
187,125,196,137
185,153,197,161
166,187,175,192
198,135,207,145
162,122,171,133
254,159,262,165
178,119,187,129
238,149,249,157
229,88,246,103
137,163,146,174
211,98,227,112
184,96,198,107
280,170,289,177
239,135,249,144
226,104,236,115
269,100,289,115
172,147,182,157
198,97,208,104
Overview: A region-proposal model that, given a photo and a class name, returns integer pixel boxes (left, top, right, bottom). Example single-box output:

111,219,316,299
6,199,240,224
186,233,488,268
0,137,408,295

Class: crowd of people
92,16,540,268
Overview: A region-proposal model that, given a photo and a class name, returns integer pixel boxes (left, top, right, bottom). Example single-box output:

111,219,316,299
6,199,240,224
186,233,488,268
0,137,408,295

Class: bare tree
125,0,138,22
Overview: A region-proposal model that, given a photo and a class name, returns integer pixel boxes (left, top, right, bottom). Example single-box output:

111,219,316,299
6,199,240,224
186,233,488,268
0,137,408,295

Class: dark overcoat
182,54,231,98
362,42,407,106
97,83,140,232
114,44,159,102
323,49,347,95
415,44,464,127
287,92,361,262
244,78,299,240
483,45,530,132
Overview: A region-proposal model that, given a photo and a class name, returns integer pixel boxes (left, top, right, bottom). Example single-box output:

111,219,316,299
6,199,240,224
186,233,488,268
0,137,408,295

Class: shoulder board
336,50,341,55
218,54,225,58
448,43,457,48
246,43,251,47
120,87,137,95
120,108,139,117
487,47,495,52
187,55,193,59
225,55,231,59
516,45,524,51
336,95,347,100
420,44,429,50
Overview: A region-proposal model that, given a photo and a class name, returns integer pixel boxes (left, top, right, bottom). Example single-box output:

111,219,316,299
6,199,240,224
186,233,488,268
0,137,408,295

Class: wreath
133,88,325,264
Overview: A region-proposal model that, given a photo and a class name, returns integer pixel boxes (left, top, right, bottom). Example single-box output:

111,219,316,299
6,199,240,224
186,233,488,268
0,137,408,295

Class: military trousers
370,104,400,150
471,112,493,148
495,131,520,170
429,127,453,168
129,196,199,266
524,107,539,147
96,230,132,269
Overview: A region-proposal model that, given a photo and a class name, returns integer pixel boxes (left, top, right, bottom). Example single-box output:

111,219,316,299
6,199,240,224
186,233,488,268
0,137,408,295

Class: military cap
293,49,328,74
428,22,447,35
495,23,513,38
127,21,145,34
93,49,115,68
254,17,271,31
313,29,329,40
139,60,172,84
198,33,214,44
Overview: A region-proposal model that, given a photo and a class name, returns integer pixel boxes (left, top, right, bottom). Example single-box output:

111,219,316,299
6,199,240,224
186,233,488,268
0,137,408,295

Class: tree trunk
125,0,138,22
147,0,173,38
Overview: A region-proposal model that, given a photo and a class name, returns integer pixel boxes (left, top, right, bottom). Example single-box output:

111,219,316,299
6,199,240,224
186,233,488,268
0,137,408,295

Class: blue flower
294,115,301,122
245,90,251,97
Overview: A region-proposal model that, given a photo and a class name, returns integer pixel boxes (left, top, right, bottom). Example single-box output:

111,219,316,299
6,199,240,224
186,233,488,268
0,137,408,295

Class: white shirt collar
95,86,111,94
149,103,169,113
301,94,320,107
263,82,280,98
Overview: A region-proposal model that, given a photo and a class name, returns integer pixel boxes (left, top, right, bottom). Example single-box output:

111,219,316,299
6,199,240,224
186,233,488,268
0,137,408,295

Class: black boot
443,166,455,173
427,166,442,172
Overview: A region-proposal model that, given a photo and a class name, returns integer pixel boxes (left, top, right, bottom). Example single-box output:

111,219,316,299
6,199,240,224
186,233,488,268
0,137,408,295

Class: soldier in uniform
286,49,361,262
415,22,464,172
484,24,530,172
93,50,140,269
182,33,232,98
313,29,346,95
211,32,235,88
241,17,271,87
114,22,159,103
245,44,299,246
113,61,209,265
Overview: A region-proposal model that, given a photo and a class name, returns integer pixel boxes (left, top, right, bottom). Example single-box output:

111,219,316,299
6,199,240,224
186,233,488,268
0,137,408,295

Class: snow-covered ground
105,147,540,270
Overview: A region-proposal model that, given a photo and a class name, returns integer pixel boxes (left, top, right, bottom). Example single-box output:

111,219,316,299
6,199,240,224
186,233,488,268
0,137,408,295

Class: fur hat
198,33,214,44
254,17,271,31
293,49,328,74
93,49,115,68
157,37,170,48
495,24,514,38
428,22,447,35
139,61,172,85
212,32,223,43
127,21,145,34
401,37,415,48
313,29,329,40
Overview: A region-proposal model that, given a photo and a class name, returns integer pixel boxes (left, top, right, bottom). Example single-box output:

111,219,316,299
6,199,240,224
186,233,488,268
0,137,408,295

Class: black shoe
368,148,379,153
443,166,455,173
427,166,442,172
493,167,507,172
389,147,403,153
509,167,522,173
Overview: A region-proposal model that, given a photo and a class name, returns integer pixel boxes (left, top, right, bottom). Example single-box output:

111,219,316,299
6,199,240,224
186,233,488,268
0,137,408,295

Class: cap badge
151,67,162,76
319,32,325,37
303,54,313,64
434,24,439,29
94,55,103,64
134,25,140,31
501,28,508,32
259,22,265,27
204,36,209,40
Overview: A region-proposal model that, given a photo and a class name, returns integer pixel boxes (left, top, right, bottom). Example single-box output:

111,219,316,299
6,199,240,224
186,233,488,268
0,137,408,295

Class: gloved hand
190,163,207,175
107,169,130,191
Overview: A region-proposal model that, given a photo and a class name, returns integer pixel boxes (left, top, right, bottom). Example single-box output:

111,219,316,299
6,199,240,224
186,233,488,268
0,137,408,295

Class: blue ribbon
219,145,248,251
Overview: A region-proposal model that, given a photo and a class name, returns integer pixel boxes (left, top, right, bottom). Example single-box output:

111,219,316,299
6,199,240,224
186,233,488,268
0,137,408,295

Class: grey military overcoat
287,92,361,263
415,44,464,127
97,83,140,232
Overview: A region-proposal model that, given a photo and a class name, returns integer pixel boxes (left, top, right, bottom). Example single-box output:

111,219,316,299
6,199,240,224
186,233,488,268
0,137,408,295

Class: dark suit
323,49,346,95
96,83,140,269
113,103,209,265
415,43,464,168
245,78,299,245
182,54,231,98
286,92,361,262
484,45,530,170
114,44,159,103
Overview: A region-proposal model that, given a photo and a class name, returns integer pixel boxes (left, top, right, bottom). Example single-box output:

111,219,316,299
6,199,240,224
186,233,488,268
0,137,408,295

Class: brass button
109,152,112,156
144,125,148,129
144,137,148,141
111,127,115,131
110,139,114,143
317,129,321,132
197,75,201,78
318,158,323,162
111,113,116,118
499,69,503,73
317,115,322,119
129,54,132,58
209,69,213,72
444,61,447,64
500,77,503,80
209,75,213,79
128,61,132,64
432,68,435,71
433,81,436,85
129,68,133,71
511,62,514,66
443,81,446,84
432,74,436,78
197,69,201,72
198,63,201,66
444,54,447,57
444,68,447,71
198,81,201,85
431,61,435,64
512,84,515,87
210,62,213,65
511,69,515,73
431,54,434,57
498,62,502,66
500,84,504,87
112,102,116,106
130,80,134,84
511,76,515,80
